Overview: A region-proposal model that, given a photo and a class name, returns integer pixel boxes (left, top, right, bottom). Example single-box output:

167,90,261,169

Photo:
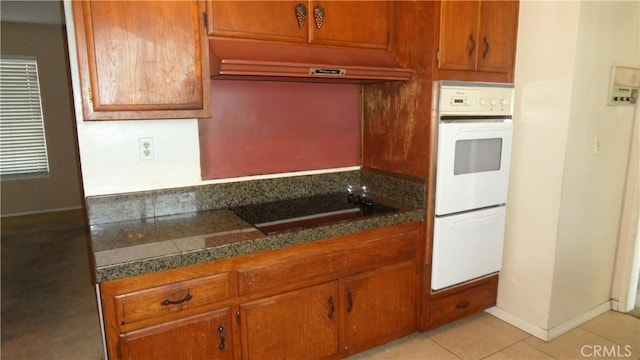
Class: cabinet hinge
202,12,208,28
87,87,93,103
236,310,241,326
436,50,440,63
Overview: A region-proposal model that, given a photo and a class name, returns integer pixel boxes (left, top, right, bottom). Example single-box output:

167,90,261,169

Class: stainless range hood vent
209,38,413,83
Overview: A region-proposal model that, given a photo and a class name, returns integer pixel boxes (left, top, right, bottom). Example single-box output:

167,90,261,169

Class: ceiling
1,0,65,25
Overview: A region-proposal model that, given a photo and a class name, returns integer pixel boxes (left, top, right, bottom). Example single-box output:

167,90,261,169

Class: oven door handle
455,126,512,134
450,213,505,227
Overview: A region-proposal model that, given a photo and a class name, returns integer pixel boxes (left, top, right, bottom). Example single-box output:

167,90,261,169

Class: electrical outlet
139,137,154,160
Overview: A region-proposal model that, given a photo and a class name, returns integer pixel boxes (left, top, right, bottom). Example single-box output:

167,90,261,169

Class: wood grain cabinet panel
207,0,391,50
437,0,518,76
207,1,305,42
119,308,235,360
114,272,232,325
342,261,416,353
307,1,391,49
72,0,210,120
425,275,498,330
476,1,519,74
240,281,340,360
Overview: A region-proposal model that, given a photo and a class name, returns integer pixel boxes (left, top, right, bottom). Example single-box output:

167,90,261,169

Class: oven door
432,206,506,291
435,120,513,216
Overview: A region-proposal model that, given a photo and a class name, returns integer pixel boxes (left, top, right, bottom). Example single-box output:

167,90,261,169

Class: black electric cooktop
230,192,397,235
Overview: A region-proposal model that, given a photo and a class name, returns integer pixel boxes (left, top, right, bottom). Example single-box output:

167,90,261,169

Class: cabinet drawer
237,249,345,296
346,229,418,273
427,283,495,328
115,272,232,325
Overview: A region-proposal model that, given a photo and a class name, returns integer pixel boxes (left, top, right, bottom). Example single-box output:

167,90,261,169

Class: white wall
498,0,581,331
496,0,640,338
550,1,639,328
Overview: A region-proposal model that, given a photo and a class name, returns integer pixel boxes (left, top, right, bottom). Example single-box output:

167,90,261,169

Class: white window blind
0,56,50,176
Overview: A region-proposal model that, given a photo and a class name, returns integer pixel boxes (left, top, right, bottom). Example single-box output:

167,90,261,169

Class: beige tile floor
349,307,639,360
2,210,639,360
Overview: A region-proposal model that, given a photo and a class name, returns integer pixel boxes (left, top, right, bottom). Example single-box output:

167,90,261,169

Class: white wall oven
432,81,515,291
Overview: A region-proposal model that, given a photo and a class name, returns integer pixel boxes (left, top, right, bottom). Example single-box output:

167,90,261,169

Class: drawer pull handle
313,5,324,29
346,291,354,313
482,36,490,59
295,3,307,27
456,301,470,309
217,325,226,350
328,296,335,319
160,292,192,306
468,33,476,56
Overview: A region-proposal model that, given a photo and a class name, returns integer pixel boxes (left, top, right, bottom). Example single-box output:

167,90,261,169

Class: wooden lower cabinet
118,307,235,360
424,274,499,330
342,261,415,354
240,281,340,360
100,222,422,360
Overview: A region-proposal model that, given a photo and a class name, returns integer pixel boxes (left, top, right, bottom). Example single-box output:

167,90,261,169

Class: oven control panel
438,81,515,116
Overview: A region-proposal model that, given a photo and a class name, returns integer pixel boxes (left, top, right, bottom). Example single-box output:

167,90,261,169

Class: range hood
209,38,414,83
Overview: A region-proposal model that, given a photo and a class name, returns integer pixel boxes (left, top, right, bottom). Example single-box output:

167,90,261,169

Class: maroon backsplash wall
199,80,361,179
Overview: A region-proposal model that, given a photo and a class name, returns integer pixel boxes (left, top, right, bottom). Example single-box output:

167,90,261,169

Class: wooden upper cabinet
438,0,518,75
438,1,480,71
476,1,519,73
207,1,391,50
307,1,391,49
73,1,211,120
207,1,306,43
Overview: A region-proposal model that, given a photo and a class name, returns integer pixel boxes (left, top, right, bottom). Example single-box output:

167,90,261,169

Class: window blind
0,56,50,176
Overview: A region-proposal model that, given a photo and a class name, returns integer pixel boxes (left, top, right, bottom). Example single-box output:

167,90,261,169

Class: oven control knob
490,98,497,105
479,98,487,105
501,98,509,105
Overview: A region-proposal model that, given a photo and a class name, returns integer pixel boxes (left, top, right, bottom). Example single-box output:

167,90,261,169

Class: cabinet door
240,281,339,360
342,261,416,352
73,1,210,120
118,308,235,360
438,1,480,71
308,1,391,49
476,1,519,73
207,1,307,43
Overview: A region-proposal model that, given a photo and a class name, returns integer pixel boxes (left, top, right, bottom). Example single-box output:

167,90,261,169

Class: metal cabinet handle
295,3,307,27
482,36,490,59
327,296,335,319
346,291,354,313
468,33,476,56
217,325,226,350
160,292,192,306
456,301,470,309
313,5,325,29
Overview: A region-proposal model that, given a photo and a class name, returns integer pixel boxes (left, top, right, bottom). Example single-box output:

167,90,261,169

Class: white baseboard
485,307,550,340
485,300,612,341
1,205,84,218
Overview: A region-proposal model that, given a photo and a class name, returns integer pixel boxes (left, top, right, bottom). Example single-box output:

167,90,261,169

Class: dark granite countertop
91,203,424,283
88,170,426,283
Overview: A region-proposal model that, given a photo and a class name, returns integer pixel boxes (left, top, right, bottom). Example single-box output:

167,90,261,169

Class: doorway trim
611,107,640,312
